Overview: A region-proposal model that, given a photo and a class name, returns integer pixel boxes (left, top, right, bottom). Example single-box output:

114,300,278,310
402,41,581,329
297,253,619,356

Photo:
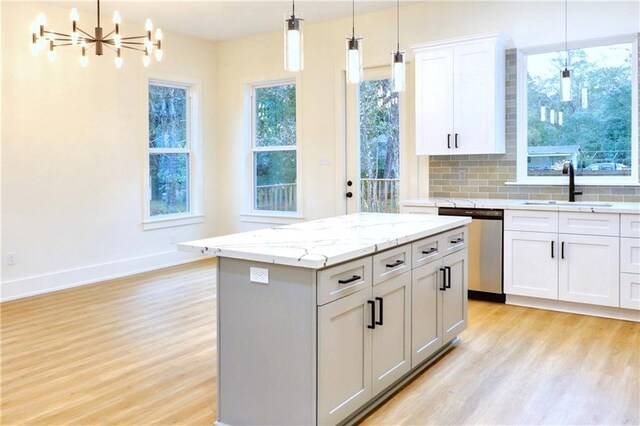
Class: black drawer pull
454,133,459,148
561,242,565,259
450,237,464,244
338,275,361,285
439,268,447,291
367,300,376,329
385,260,404,268
375,297,383,325
422,248,437,255
444,266,451,289
551,241,554,259
447,134,451,149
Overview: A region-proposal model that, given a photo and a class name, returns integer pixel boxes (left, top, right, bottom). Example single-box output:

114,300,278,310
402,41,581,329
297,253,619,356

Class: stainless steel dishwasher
438,207,504,302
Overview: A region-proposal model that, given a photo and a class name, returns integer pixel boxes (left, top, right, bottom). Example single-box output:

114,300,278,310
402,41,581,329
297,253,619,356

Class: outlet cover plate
249,267,269,284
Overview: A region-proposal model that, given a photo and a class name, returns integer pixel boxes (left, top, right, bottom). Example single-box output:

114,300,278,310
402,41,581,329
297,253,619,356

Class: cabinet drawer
373,245,412,285
620,273,640,310
505,210,558,233
399,206,438,215
412,234,443,268
317,258,372,305
621,214,640,238
440,227,467,256
559,212,619,236
621,237,640,274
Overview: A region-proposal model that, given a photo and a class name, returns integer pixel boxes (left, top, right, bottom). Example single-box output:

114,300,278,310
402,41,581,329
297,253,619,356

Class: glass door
346,67,401,213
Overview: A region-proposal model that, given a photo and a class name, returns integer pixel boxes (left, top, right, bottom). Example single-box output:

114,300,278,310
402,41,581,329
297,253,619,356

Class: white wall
216,0,639,234
1,2,219,300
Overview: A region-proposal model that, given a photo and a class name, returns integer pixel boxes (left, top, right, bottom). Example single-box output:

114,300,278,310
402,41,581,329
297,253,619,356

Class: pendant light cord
352,0,355,39
564,0,568,69
292,0,295,16
396,0,400,51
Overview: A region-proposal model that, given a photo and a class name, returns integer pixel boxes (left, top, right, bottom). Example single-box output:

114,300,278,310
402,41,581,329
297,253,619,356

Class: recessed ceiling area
53,1,398,41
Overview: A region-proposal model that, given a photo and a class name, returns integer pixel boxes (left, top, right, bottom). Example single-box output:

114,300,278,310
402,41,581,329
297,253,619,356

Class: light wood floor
2,260,639,425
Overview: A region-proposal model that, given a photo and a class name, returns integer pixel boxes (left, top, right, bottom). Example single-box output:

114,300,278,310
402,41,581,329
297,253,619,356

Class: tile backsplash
428,48,640,203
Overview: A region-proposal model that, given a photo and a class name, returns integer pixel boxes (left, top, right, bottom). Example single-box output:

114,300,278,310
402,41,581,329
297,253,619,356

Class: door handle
385,260,404,268
447,134,451,149
444,266,451,288
439,268,447,291
551,241,554,259
367,300,376,329
375,297,383,326
346,192,353,198
561,242,565,259
338,275,361,285
454,133,459,148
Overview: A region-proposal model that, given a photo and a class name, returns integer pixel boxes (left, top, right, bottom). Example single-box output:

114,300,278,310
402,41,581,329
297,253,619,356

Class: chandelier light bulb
145,39,154,54
145,19,153,31
30,43,40,56
80,55,89,68
115,56,123,69
143,55,150,67
114,34,122,48
70,8,79,22
71,32,79,45
47,49,57,63
30,21,38,35
155,48,163,61
113,11,122,24
37,12,47,26
155,28,163,40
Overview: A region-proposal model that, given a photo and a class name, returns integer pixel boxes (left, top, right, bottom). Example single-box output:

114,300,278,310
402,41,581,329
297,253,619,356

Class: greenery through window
525,40,635,179
253,83,297,212
359,79,400,213
148,83,190,216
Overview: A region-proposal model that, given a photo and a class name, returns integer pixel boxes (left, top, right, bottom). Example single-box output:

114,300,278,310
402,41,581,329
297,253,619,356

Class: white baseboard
0,250,211,302
506,295,640,322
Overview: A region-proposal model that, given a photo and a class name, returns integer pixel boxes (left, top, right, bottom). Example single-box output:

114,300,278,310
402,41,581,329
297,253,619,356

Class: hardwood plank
2,260,638,425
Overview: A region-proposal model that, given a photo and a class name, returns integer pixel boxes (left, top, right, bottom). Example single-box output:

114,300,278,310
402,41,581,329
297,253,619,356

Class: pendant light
284,0,303,72
561,0,571,102
346,0,363,85
391,0,405,92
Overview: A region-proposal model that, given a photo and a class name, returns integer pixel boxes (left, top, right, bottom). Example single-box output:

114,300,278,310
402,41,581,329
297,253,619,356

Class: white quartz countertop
401,198,640,214
178,213,471,269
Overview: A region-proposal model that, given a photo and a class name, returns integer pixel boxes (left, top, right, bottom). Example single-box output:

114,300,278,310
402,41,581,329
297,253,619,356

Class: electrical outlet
6,252,16,266
249,267,269,284
319,155,331,166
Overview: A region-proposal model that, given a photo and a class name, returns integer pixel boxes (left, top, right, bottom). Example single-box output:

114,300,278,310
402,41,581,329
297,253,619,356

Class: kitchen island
179,213,471,425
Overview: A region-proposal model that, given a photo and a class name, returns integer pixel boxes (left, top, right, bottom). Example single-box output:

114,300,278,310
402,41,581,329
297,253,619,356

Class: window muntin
252,83,298,213
148,83,191,217
520,38,637,183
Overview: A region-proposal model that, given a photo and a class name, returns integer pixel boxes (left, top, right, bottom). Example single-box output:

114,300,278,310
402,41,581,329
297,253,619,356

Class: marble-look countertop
178,213,471,269
401,198,640,214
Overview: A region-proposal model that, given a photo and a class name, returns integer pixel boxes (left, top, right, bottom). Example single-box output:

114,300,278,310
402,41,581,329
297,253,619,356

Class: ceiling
53,1,399,41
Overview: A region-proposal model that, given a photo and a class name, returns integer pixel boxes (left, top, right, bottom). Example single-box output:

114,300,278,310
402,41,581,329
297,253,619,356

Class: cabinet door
452,42,495,154
415,48,454,155
318,288,372,425
620,273,640,310
558,234,620,307
411,261,443,368
504,231,558,299
442,250,468,343
371,273,411,396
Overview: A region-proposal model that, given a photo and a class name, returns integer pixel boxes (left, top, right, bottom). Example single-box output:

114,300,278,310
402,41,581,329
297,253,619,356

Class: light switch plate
250,267,269,284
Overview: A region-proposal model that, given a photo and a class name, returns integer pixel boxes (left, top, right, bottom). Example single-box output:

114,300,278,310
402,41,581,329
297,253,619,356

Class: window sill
240,212,305,225
505,181,640,187
143,214,205,230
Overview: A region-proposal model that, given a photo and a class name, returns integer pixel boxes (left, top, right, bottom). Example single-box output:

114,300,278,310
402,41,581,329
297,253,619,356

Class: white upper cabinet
413,33,508,156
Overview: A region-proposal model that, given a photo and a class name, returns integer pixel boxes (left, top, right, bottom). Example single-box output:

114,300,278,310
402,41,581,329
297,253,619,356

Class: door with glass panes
346,67,404,214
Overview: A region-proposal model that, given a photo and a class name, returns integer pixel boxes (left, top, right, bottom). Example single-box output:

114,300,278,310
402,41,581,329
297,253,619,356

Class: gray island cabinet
179,213,471,426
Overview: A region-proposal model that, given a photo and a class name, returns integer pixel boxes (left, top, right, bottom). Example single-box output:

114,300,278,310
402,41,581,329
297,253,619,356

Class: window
145,79,202,227
518,36,638,184
251,82,298,213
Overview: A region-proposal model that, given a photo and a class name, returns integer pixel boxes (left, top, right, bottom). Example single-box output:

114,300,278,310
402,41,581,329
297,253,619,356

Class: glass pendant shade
391,51,405,92
561,68,571,102
284,15,303,72
346,38,362,84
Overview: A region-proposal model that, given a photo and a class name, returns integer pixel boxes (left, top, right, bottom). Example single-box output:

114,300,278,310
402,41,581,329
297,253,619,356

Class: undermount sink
522,201,614,207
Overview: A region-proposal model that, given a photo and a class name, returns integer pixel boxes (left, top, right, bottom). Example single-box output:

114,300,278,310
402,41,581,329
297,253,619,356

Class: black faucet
562,161,583,202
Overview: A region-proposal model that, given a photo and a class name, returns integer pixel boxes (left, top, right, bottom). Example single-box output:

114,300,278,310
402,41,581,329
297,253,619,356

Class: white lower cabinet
411,249,467,368
620,273,640,310
318,273,412,425
558,234,620,307
504,230,558,299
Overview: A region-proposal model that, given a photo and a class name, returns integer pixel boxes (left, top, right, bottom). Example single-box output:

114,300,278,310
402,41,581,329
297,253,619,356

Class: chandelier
29,0,163,68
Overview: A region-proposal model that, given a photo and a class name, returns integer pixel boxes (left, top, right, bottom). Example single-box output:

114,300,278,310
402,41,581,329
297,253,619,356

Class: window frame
143,76,204,230
516,34,639,186
246,78,302,218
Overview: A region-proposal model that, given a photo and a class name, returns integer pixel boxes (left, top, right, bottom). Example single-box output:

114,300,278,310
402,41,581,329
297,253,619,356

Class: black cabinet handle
447,134,451,149
450,237,464,244
338,275,361,285
561,242,565,259
422,247,437,255
551,241,555,259
454,133,459,148
367,300,376,329
375,297,383,325
444,266,451,289
385,260,404,268
439,268,447,291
